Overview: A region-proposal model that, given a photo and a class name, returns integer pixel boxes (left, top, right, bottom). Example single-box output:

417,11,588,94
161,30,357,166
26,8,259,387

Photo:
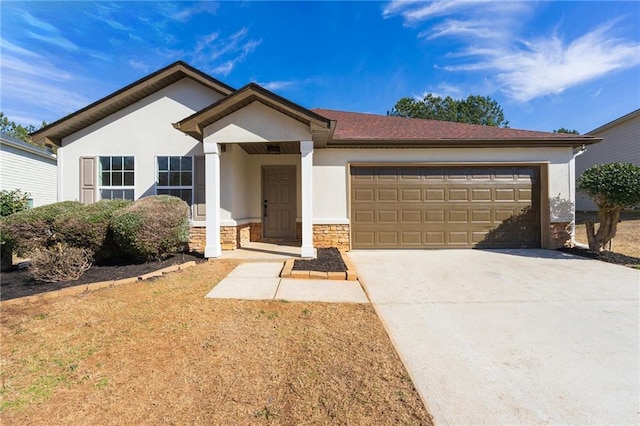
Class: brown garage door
350,166,540,249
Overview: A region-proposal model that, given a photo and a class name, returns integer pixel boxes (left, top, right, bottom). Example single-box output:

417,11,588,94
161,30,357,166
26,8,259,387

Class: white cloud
211,61,234,76
191,28,262,77
421,82,465,99
171,1,219,22
128,59,151,72
258,80,297,91
447,22,640,101
384,2,640,102
27,31,80,51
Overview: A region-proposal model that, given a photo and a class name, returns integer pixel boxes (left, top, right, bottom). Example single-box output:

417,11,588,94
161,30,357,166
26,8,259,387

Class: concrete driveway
348,249,639,425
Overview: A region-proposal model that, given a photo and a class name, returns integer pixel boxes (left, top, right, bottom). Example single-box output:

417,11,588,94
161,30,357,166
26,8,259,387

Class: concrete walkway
349,249,640,425
206,262,368,303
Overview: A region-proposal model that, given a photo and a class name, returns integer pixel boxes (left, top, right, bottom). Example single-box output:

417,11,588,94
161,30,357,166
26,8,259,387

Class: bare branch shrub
30,244,93,283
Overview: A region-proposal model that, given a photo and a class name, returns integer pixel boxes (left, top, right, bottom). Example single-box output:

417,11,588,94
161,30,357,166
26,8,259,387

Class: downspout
570,145,587,247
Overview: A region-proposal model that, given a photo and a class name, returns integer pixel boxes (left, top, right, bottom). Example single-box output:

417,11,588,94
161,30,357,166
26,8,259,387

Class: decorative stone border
280,252,357,281
0,261,198,307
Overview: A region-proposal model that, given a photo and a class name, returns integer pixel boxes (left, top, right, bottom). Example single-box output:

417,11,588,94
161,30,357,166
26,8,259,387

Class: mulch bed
0,252,206,301
558,247,640,266
292,247,346,272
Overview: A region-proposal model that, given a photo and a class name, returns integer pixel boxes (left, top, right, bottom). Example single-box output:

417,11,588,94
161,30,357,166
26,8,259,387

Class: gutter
570,145,588,247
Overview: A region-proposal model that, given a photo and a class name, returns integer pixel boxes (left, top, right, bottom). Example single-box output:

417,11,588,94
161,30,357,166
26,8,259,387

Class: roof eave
326,137,602,148
174,83,332,142
31,61,235,146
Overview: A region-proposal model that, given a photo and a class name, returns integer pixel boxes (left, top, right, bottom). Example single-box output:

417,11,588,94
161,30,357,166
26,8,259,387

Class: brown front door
262,166,296,239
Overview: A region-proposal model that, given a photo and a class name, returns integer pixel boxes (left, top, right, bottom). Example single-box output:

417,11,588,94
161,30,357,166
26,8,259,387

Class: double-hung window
156,156,193,205
99,156,134,200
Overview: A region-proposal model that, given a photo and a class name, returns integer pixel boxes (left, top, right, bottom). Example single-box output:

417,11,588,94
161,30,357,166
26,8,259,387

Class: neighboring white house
32,61,601,257
576,109,640,211
0,132,57,207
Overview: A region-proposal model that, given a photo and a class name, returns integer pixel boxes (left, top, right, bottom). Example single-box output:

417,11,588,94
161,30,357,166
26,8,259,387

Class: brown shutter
193,156,206,220
80,157,96,204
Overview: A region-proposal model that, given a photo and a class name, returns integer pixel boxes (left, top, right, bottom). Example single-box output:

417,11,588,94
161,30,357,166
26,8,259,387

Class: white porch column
300,140,316,258
203,141,222,258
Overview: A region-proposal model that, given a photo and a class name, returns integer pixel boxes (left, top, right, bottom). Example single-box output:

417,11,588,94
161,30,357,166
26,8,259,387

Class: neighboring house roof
174,83,333,143
32,61,235,147
586,108,640,135
0,132,56,160
313,109,600,148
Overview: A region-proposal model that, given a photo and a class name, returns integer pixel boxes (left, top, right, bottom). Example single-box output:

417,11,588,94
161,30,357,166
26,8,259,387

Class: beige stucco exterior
314,147,576,226
58,79,224,202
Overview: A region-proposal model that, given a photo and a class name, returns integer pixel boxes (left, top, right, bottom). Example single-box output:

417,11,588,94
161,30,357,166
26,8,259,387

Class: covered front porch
173,83,333,259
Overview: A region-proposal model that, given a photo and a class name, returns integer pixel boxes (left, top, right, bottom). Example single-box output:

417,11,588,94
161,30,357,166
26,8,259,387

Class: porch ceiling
236,141,301,154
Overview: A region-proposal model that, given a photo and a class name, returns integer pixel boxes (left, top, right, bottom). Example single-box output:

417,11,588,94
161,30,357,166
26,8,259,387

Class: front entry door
262,166,296,239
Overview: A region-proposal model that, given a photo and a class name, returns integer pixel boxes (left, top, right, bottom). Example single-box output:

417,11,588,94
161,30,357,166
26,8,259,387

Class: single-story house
576,109,640,211
0,132,57,208
32,61,600,258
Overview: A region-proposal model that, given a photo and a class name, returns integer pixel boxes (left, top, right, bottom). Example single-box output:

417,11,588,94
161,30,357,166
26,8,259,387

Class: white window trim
98,156,135,201
155,155,194,206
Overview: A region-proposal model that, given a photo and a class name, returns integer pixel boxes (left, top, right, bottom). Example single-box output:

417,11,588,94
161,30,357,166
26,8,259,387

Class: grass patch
1,260,432,425
574,214,640,258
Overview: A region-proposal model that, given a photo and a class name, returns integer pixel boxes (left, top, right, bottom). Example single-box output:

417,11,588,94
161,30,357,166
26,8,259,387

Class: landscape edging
0,261,197,307
280,252,357,281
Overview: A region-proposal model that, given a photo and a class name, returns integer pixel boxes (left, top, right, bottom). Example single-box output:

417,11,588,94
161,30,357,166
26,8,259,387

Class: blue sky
1,1,639,133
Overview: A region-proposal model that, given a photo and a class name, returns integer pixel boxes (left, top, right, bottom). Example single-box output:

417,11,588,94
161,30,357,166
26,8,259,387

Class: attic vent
267,145,280,154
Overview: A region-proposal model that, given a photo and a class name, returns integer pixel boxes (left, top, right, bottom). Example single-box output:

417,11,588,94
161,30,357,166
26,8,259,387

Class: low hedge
0,201,83,256
54,199,132,261
111,195,190,261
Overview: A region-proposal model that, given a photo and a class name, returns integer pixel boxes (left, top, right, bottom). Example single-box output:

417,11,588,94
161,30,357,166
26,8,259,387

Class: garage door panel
448,210,468,223
518,188,532,201
471,188,492,201
401,189,422,201
377,189,398,201
402,210,422,223
425,211,445,223
378,210,398,223
425,189,445,201
448,232,470,244
354,210,375,223
401,232,422,244
354,188,374,202
378,232,399,245
471,210,492,223
425,232,445,244
448,188,469,201
495,188,516,201
351,166,540,249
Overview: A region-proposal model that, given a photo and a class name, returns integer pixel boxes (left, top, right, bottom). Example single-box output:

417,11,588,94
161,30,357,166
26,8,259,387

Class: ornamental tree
577,162,640,251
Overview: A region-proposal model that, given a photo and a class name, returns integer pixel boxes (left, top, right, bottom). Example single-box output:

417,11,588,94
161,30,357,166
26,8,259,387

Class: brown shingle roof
313,109,598,146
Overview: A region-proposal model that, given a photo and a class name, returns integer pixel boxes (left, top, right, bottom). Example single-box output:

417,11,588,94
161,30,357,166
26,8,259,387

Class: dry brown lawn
574,215,640,258
0,260,432,425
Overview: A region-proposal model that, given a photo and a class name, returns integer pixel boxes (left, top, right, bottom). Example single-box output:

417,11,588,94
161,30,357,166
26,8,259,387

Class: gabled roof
32,61,235,147
587,108,640,135
313,109,600,148
174,83,333,143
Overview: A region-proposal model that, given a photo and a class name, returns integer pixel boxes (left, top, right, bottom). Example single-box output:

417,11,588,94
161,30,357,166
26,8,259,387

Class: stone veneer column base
549,222,571,249
189,223,265,254
313,224,350,251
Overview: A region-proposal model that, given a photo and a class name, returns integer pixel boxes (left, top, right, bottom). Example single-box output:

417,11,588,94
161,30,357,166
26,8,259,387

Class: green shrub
30,243,93,282
577,162,640,251
55,199,131,261
0,201,83,256
0,189,31,217
111,195,190,261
